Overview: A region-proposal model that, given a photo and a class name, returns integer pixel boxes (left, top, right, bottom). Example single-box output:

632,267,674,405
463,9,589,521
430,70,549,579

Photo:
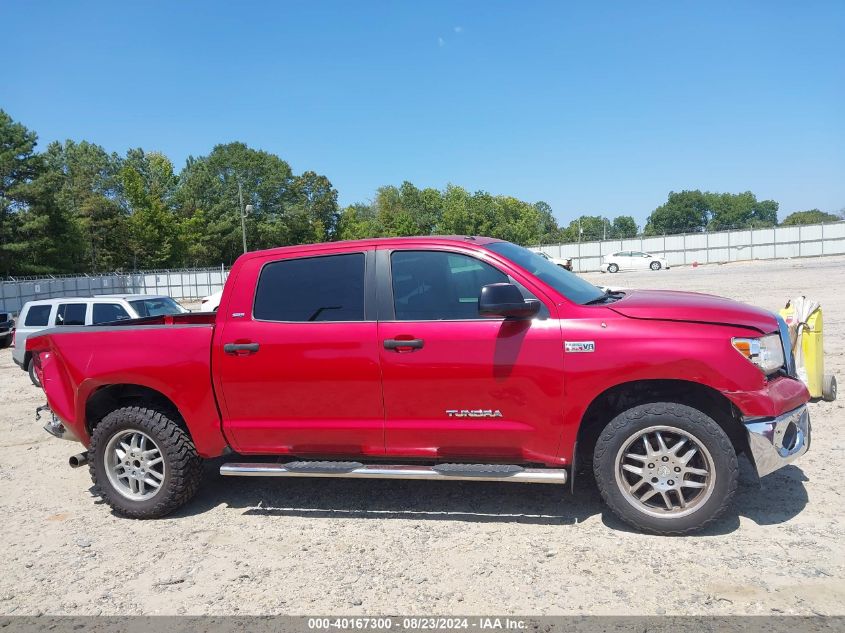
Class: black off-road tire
89,406,202,519
28,358,41,388
593,402,738,535
0,335,11,349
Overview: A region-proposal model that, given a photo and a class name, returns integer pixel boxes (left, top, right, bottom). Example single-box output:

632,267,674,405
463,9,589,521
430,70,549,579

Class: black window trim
250,249,376,324
377,247,549,323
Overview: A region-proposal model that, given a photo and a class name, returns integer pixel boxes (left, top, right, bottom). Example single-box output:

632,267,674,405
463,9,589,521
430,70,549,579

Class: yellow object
780,300,827,399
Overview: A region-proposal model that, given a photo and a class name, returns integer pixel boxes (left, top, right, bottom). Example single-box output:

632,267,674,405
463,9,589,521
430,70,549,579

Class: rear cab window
254,252,366,322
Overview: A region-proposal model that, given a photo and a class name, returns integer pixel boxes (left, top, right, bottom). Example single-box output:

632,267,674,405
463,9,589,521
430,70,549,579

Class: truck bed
26,313,227,456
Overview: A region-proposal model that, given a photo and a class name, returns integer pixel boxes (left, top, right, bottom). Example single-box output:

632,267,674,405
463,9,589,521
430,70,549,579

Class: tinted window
24,305,51,327
129,297,183,317
391,251,508,321
92,303,131,324
254,253,365,322
55,303,87,326
487,242,605,305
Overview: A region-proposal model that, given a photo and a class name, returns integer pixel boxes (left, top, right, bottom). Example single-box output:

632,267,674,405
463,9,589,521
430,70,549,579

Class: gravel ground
1,255,843,616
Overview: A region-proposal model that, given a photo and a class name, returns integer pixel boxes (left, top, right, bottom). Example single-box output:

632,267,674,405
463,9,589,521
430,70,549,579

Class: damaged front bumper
744,404,810,477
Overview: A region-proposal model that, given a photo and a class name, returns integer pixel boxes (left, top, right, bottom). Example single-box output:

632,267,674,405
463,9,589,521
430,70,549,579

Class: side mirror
479,283,540,319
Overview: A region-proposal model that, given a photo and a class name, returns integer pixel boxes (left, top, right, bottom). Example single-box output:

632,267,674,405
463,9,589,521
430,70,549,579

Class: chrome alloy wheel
614,425,715,518
104,430,165,501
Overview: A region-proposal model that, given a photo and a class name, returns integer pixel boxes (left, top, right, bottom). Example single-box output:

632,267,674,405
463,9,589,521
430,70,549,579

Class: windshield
487,242,605,305
129,297,185,317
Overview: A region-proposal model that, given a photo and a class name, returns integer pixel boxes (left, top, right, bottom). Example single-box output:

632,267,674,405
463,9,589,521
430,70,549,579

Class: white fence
1,267,229,315
536,221,845,273
3,221,844,313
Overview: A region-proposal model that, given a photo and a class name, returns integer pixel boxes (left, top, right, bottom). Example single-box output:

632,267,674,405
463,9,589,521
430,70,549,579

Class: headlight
732,333,785,375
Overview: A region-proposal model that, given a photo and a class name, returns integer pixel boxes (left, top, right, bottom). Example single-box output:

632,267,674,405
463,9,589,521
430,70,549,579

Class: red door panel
377,247,566,465
217,320,385,455
378,318,564,463
214,249,385,457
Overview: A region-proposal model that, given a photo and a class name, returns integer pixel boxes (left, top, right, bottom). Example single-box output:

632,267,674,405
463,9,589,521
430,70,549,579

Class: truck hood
608,289,778,333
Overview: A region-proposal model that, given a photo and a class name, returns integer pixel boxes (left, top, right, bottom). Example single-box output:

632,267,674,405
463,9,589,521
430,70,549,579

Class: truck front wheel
89,406,203,519
593,402,738,535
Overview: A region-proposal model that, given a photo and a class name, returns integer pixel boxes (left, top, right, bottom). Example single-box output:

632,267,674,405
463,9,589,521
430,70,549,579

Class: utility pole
238,181,254,254
238,181,247,254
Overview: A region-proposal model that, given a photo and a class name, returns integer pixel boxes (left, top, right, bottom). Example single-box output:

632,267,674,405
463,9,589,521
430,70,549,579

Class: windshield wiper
584,289,625,305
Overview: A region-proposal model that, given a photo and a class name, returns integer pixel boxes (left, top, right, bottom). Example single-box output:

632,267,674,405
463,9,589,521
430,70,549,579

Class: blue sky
2,1,843,227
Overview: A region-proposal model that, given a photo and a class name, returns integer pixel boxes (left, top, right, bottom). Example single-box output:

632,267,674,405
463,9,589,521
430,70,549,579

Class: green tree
120,149,182,268
781,209,840,226
707,191,778,230
287,171,340,242
609,215,638,238
39,140,126,271
0,110,43,276
177,142,337,265
177,143,295,264
645,190,710,235
561,215,607,241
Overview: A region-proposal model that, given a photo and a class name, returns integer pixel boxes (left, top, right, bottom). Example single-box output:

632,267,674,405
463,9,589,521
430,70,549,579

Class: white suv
12,294,186,386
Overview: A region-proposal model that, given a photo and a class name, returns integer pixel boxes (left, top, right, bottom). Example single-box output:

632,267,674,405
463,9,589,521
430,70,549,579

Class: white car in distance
603,250,669,273
201,290,223,311
531,251,573,270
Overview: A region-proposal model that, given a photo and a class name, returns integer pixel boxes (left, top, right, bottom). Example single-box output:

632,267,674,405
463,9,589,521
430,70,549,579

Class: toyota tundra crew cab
27,236,811,534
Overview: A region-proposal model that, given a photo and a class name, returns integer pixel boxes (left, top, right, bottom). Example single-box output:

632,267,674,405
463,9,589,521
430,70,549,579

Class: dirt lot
1,255,843,616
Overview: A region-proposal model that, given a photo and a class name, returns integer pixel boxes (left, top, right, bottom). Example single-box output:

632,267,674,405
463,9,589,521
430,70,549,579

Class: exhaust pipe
69,452,89,468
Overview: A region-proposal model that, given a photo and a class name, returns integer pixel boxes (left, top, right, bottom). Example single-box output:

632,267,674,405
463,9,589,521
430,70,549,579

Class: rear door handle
383,338,424,351
224,342,260,355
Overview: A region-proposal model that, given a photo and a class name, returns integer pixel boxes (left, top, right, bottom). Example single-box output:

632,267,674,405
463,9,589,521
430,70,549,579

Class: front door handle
383,338,424,351
224,342,260,355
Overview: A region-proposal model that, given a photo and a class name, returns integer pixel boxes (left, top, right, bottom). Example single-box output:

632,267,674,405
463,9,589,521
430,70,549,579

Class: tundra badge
446,409,504,418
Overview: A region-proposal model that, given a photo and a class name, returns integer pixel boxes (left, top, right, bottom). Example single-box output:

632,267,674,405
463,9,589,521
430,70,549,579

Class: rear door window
24,305,52,327
254,253,366,322
55,303,87,326
92,303,131,324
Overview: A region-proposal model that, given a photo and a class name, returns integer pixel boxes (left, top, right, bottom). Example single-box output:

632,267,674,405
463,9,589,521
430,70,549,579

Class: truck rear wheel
89,406,202,519
593,402,738,535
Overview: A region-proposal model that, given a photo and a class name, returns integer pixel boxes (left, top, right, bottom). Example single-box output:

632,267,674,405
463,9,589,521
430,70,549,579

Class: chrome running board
220,461,568,484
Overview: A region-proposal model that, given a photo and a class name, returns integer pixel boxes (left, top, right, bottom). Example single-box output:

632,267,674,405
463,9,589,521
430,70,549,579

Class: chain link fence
1,266,229,315
535,221,845,273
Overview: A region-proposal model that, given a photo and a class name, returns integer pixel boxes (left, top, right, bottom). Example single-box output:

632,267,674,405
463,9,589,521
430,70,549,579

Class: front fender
556,315,776,461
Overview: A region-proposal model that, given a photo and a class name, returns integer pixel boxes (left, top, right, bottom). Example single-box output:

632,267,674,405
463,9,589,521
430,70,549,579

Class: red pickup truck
28,236,810,534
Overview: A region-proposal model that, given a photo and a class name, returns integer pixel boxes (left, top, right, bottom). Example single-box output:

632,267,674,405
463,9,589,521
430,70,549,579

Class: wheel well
576,380,746,466
85,384,190,438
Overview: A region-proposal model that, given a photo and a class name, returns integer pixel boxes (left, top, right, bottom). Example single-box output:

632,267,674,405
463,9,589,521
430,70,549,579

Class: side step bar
220,461,568,484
